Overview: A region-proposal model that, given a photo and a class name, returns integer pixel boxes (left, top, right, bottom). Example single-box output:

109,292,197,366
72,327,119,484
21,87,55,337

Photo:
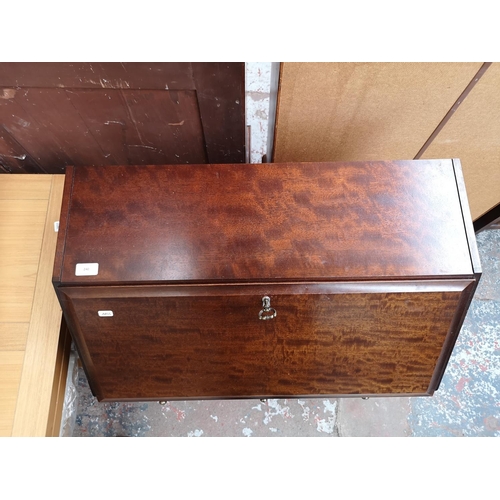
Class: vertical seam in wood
191,63,211,163
270,63,284,163
57,169,74,284
192,62,246,164
193,88,210,163
414,62,492,159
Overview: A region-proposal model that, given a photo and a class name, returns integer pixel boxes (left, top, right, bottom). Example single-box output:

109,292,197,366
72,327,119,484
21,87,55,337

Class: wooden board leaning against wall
272,62,498,226
0,175,68,436
0,63,246,173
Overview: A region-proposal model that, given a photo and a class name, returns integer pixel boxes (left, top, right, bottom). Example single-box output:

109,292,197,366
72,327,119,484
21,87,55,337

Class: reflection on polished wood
54,160,481,401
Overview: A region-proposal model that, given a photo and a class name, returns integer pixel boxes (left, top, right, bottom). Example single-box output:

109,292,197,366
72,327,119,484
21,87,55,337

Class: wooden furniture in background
53,160,479,401
0,63,245,173
420,63,500,224
0,175,68,436
272,62,499,228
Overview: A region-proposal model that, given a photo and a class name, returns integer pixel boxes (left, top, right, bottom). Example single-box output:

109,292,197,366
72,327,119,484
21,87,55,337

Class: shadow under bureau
52,160,481,401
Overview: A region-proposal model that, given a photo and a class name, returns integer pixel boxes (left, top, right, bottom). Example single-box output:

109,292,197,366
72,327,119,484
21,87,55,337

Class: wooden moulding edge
58,279,475,300
56,291,104,402
452,158,482,277
428,280,479,393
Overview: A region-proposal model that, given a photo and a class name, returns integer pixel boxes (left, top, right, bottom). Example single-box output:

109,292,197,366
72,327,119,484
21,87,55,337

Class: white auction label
98,310,114,317
75,263,99,276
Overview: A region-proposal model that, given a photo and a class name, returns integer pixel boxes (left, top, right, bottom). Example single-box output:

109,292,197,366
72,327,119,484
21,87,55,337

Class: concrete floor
61,228,500,437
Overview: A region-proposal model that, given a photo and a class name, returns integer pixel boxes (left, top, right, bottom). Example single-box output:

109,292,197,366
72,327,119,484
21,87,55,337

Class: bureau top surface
55,160,474,285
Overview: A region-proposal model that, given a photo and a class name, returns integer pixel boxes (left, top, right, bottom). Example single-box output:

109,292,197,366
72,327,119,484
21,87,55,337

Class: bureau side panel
452,158,482,275
59,283,468,400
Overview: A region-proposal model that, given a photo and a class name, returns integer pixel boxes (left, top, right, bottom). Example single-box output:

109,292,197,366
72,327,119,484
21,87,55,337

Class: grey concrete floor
62,229,500,437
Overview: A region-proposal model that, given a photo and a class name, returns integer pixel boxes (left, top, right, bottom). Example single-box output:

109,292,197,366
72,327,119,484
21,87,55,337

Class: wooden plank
415,63,492,159
422,62,500,220
65,89,207,165
0,63,196,90
10,89,104,170
0,220,46,240
0,197,48,322
120,90,207,164
0,90,73,173
0,126,44,173
267,62,281,162
52,167,73,285
0,63,246,173
1,88,211,171
0,324,29,351
0,351,24,437
45,320,72,437
12,176,65,436
0,287,37,323
56,90,140,166
192,62,246,163
0,174,51,199
273,62,483,162
0,245,41,273
0,199,48,212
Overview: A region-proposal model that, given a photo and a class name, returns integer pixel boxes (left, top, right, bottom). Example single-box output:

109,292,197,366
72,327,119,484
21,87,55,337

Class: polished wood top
54,160,475,285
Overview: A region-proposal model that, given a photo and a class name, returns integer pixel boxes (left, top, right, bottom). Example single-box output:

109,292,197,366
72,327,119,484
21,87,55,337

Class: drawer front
59,283,468,400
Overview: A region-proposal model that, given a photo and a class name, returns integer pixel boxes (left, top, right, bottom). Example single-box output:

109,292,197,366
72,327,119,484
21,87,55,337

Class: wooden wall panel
422,63,500,220
0,62,196,90
0,63,245,172
0,127,42,173
2,89,207,170
273,63,482,162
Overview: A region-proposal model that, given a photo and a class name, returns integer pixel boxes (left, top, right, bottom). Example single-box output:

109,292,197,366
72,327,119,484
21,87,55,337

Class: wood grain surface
55,160,473,286
12,176,65,436
0,174,68,436
422,63,500,220
0,63,245,173
0,352,24,435
273,62,482,162
0,176,51,435
53,160,480,401
59,285,465,400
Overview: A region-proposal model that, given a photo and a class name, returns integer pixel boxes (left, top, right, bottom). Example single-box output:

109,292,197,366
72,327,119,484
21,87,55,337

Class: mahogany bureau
52,160,481,402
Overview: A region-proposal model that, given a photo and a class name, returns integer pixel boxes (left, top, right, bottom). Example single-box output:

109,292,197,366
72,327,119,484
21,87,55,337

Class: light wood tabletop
0,174,70,436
